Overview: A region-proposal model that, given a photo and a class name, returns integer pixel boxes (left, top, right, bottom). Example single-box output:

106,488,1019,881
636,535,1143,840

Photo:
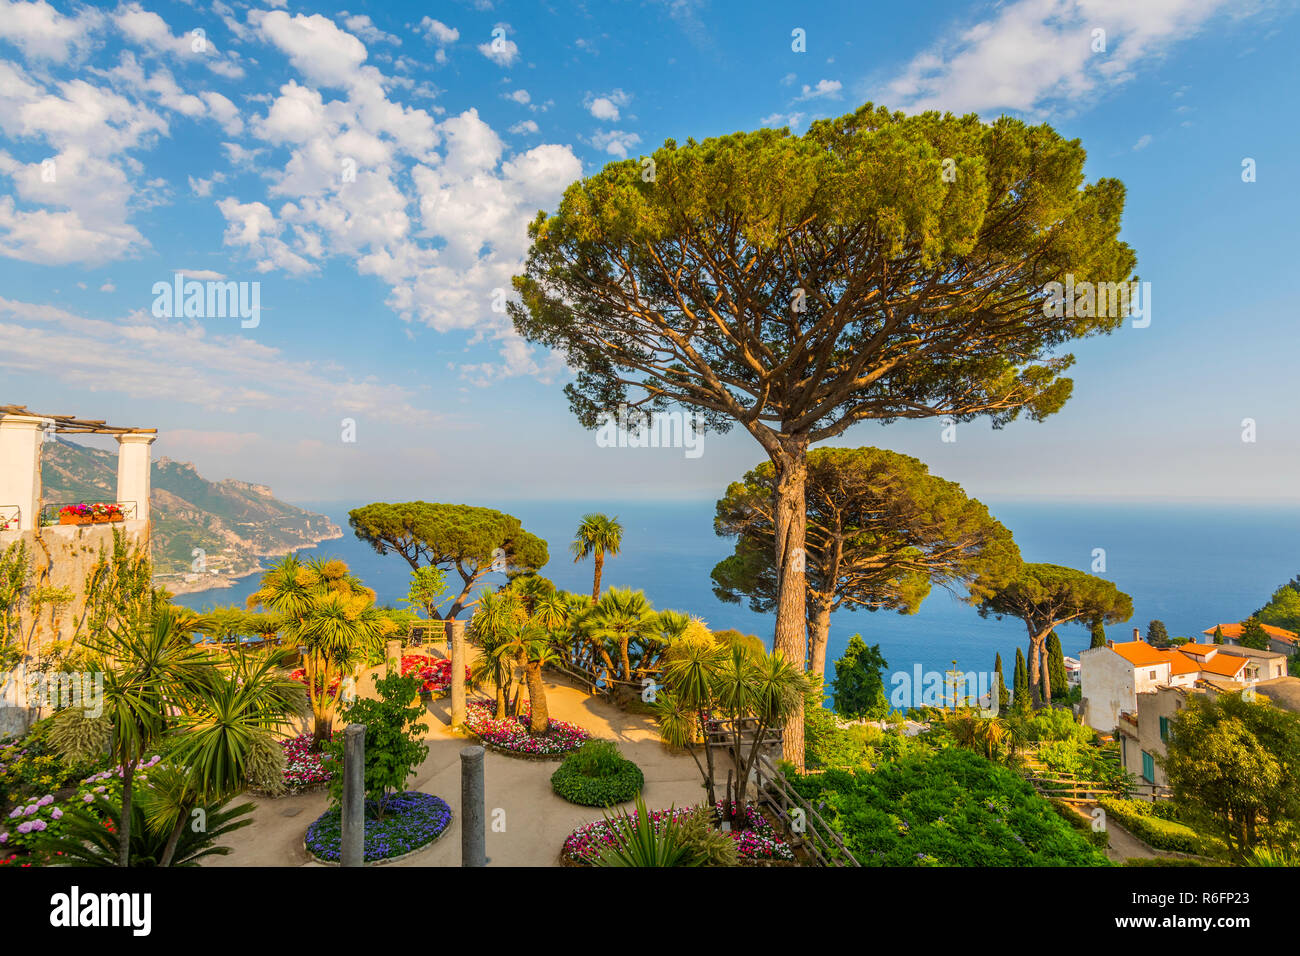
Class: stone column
460,744,486,867
115,432,156,524
0,414,47,531
341,723,366,866
448,618,466,728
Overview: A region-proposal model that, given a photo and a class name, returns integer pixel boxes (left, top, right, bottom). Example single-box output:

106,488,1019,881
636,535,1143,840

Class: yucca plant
593,794,700,867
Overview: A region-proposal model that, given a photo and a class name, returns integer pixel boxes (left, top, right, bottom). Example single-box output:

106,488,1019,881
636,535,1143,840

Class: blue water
171,499,1300,688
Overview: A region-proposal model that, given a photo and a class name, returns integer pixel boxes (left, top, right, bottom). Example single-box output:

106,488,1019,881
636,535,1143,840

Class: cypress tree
1090,619,1107,648
994,652,1009,711
1012,646,1030,713
1212,625,1224,645
1047,631,1068,699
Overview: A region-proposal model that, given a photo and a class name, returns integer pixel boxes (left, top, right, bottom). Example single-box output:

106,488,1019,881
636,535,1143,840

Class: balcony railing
0,504,19,532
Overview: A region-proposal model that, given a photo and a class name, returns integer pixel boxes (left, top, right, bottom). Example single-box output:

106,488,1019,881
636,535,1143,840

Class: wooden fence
752,754,860,867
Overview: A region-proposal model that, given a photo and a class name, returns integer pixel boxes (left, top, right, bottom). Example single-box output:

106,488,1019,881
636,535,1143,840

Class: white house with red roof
1203,621,1299,657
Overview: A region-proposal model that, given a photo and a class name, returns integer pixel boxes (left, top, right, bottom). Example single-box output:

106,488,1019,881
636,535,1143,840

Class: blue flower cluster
305,791,453,863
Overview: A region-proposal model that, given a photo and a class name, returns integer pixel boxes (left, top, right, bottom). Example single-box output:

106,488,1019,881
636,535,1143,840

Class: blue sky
0,0,1297,506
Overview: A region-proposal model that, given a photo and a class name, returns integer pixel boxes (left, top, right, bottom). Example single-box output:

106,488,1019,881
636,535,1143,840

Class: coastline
156,526,344,596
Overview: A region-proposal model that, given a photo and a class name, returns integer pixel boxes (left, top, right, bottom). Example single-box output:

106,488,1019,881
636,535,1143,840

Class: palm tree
161,648,307,864
570,513,623,600
583,587,659,684
249,555,388,749
469,589,527,718
76,605,212,866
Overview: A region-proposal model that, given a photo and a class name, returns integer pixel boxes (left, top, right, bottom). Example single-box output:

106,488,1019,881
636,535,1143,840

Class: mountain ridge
40,440,342,594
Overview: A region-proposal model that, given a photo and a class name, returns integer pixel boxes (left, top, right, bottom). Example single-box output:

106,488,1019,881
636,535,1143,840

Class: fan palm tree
583,588,659,684
570,513,623,600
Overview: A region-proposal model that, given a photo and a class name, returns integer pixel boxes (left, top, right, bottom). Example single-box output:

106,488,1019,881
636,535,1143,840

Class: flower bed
562,802,795,865
400,654,469,696
288,668,342,697
464,699,590,758
304,791,452,864
279,734,334,792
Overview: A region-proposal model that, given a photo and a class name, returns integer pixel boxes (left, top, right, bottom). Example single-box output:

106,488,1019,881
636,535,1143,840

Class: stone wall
0,520,148,737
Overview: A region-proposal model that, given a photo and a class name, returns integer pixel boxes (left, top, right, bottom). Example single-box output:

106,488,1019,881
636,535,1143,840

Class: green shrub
805,706,879,770
324,672,428,818
792,747,1110,867
551,743,644,807
567,740,625,778
676,808,740,866
1098,797,1205,854
1049,798,1109,848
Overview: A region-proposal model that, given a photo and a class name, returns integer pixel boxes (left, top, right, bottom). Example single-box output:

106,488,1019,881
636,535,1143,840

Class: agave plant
593,794,700,868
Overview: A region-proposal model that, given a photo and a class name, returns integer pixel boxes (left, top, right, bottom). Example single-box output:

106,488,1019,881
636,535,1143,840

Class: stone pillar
0,414,47,531
448,618,466,728
460,744,486,867
115,432,156,524
385,638,402,675
341,723,366,866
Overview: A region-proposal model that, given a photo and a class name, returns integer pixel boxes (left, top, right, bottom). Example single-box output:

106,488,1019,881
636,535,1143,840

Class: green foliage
550,743,644,807
44,706,114,766
830,634,889,719
348,502,549,618
1046,631,1068,699
0,716,108,810
1256,577,1300,634
1012,647,1030,713
325,671,429,819
36,793,255,867
1090,619,1107,649
403,566,449,620
566,739,625,777
1098,798,1207,855
0,539,31,668
791,747,1110,866
711,447,1021,626
676,808,740,867
805,705,880,770
592,794,699,868
1146,620,1170,645
512,107,1136,441
710,628,765,658
1163,691,1300,858
993,652,1009,709
1238,616,1270,651
1212,625,1224,645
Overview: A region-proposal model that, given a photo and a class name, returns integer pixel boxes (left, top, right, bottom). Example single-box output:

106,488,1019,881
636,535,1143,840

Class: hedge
550,755,645,807
1098,797,1205,854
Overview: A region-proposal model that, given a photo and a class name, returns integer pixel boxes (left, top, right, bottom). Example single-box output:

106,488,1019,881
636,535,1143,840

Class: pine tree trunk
808,603,831,680
1028,631,1046,709
772,436,809,768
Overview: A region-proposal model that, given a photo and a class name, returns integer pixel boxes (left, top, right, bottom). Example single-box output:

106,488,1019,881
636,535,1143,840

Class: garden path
202,659,709,867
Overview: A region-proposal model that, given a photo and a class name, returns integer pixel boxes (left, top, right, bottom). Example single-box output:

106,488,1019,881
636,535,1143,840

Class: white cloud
112,1,245,79
590,129,641,157
0,295,428,421
99,280,115,291
0,0,102,62
881,0,1251,115
585,88,631,121
760,112,806,130
506,88,530,105
343,14,399,46
509,119,539,135
478,24,519,67
417,16,459,45
1133,133,1153,150
796,79,842,101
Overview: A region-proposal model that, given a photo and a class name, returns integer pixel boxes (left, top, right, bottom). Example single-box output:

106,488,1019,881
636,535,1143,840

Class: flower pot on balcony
108,514,124,522
60,514,91,526
92,514,110,524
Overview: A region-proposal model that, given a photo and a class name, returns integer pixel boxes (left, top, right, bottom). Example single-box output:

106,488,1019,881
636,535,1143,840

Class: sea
171,499,1300,697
